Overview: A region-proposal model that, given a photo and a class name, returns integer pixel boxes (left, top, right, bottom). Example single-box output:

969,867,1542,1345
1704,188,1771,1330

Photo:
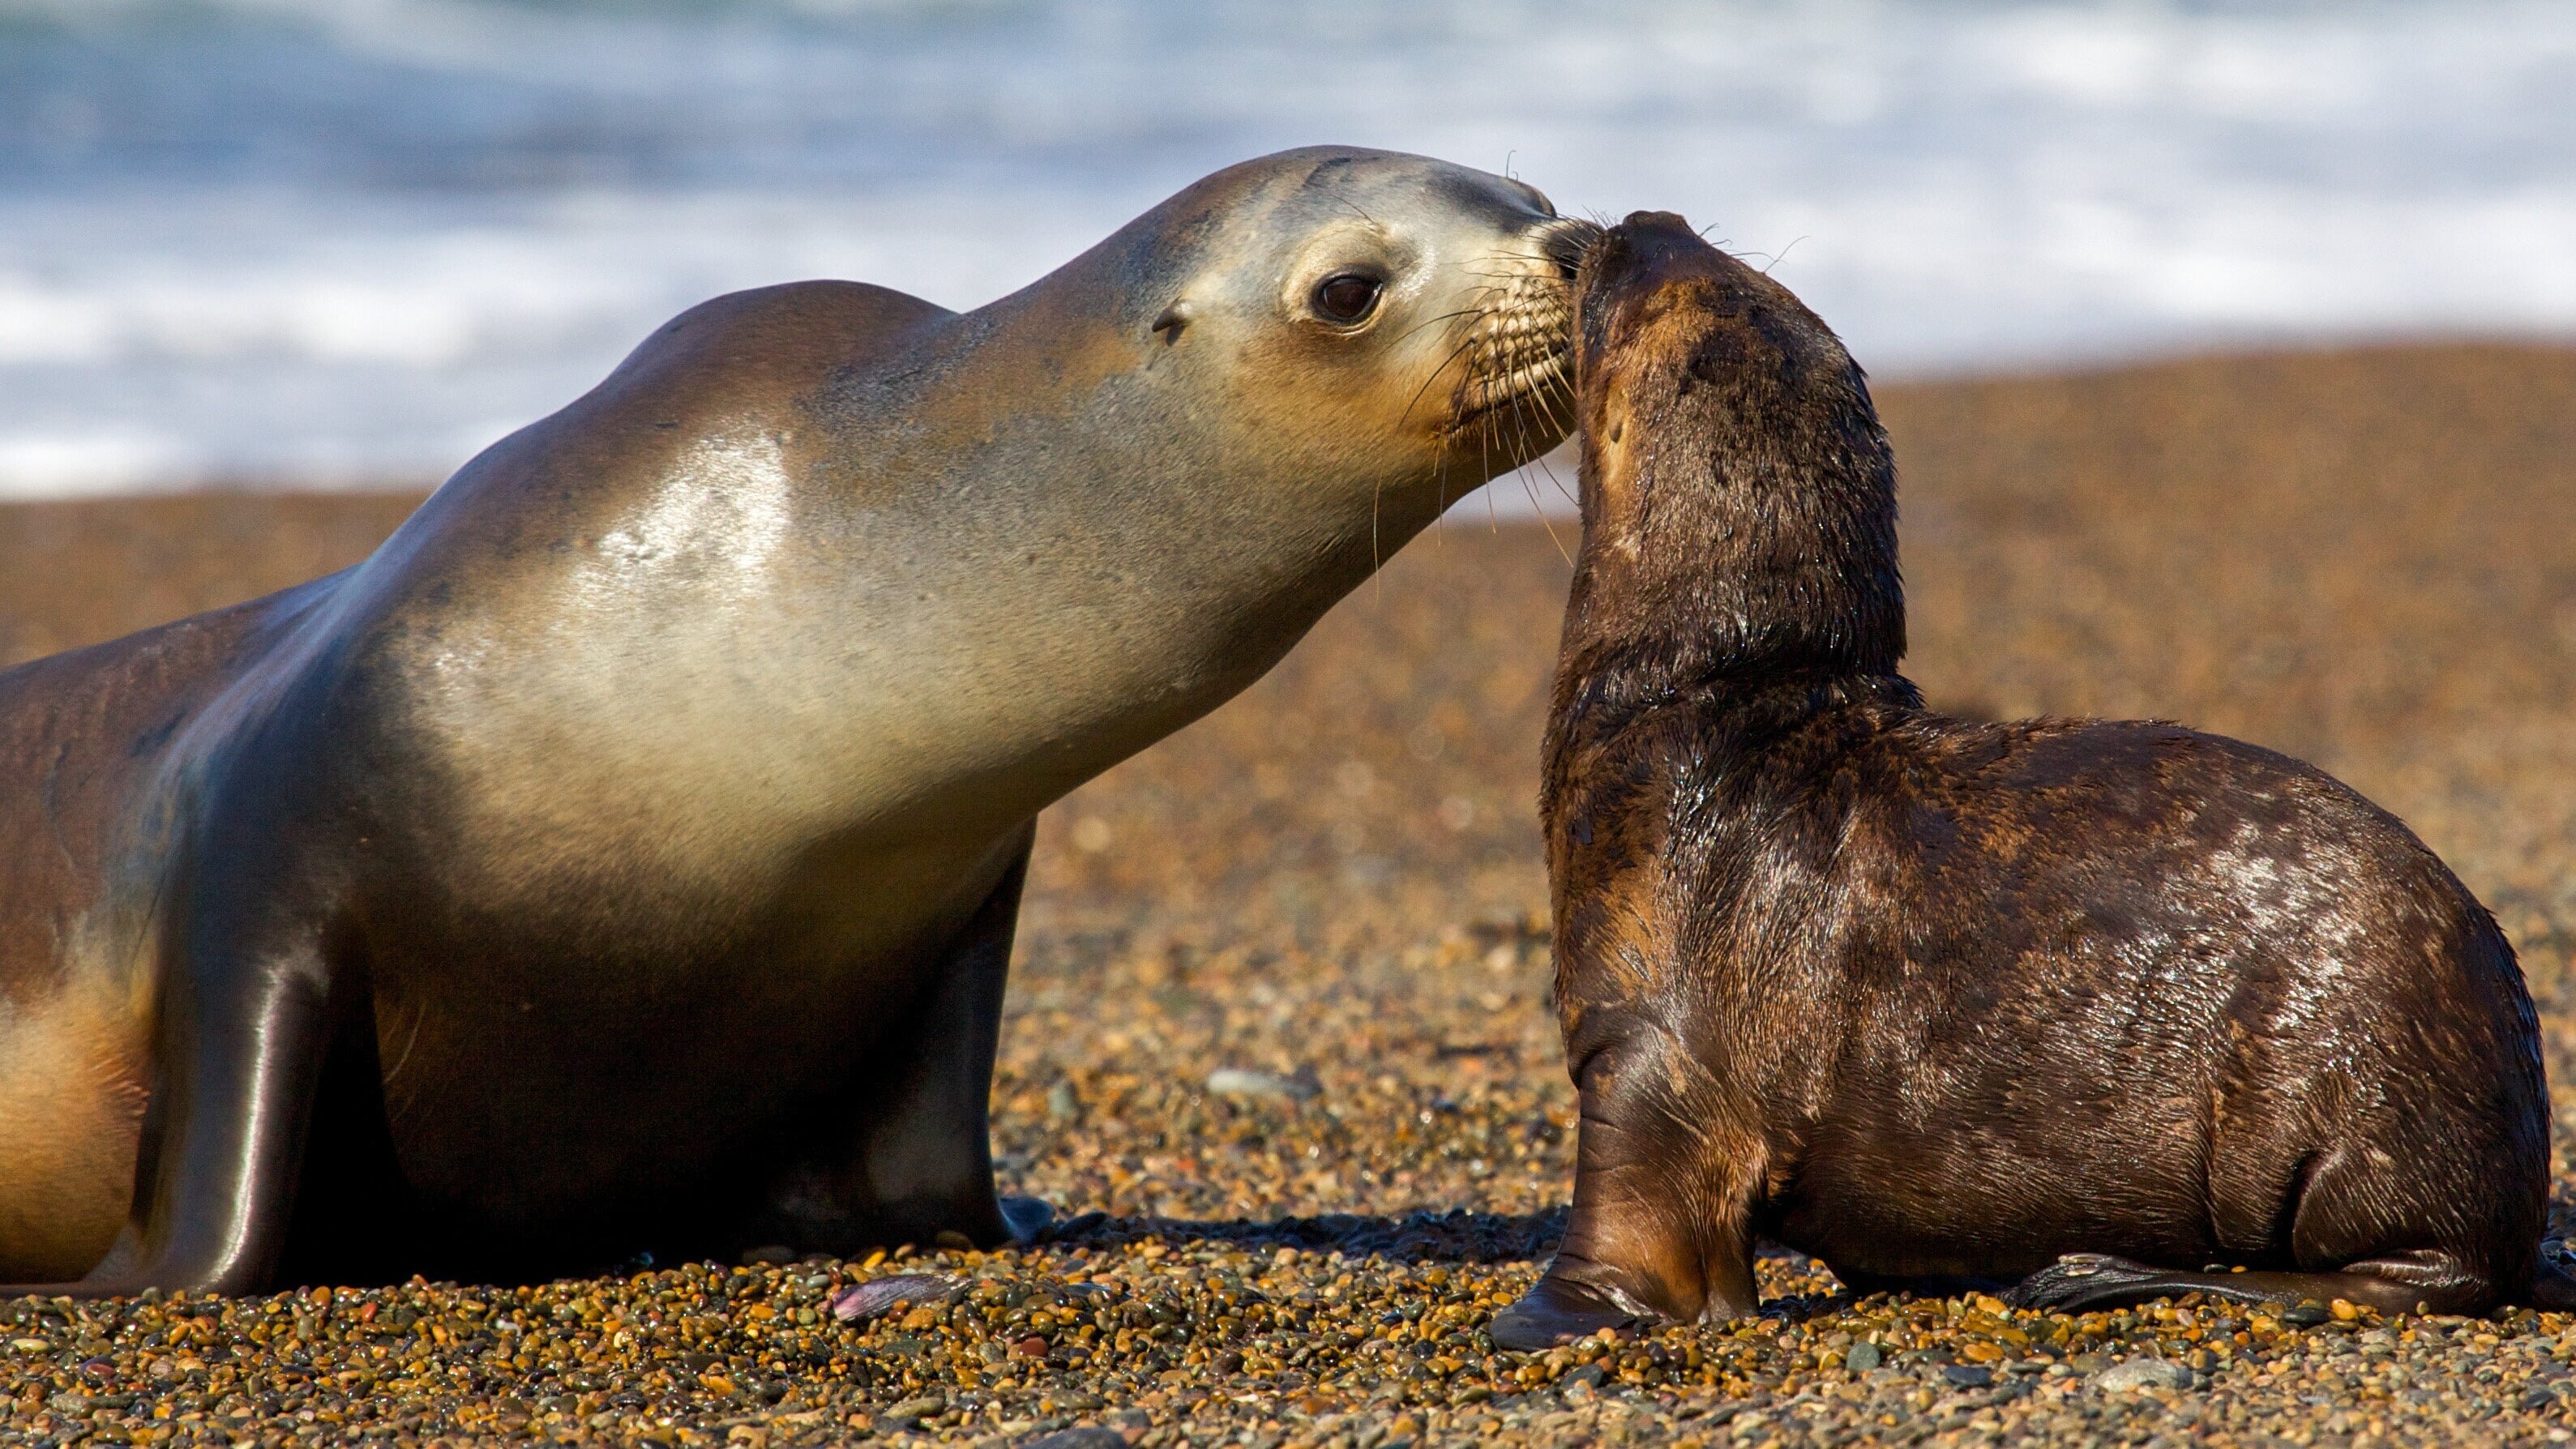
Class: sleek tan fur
0,978,148,1278
0,148,1596,1293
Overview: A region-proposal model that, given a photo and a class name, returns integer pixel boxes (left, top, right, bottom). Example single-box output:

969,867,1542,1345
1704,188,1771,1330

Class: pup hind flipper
2006,1251,2495,1318
2525,1246,2576,1311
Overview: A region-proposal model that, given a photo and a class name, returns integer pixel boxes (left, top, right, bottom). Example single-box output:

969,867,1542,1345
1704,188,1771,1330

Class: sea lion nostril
1540,219,1606,280
1620,209,1692,233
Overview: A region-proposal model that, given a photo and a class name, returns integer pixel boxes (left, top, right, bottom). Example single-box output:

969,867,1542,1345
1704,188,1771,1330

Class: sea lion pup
1488,211,2569,1349
0,147,1598,1295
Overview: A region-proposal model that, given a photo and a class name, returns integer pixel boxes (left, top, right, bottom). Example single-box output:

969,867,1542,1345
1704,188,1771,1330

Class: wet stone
1205,1066,1324,1103
2095,1357,2196,1392
831,1272,965,1323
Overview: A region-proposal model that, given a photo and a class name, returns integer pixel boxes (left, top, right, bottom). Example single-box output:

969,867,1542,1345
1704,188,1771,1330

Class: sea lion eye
1312,272,1384,326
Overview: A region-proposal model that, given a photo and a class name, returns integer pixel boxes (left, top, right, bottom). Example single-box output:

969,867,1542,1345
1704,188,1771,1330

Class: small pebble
830,1272,962,1323
1204,1066,1322,1102
2095,1356,2196,1392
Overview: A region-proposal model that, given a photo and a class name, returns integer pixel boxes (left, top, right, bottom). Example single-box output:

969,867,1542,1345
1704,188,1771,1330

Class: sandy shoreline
4,342,2576,1445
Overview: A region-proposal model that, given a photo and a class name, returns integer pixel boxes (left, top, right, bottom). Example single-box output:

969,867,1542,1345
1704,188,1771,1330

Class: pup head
1566,212,1902,680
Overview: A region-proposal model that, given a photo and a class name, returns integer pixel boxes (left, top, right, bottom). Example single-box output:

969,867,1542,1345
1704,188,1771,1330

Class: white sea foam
0,0,2570,498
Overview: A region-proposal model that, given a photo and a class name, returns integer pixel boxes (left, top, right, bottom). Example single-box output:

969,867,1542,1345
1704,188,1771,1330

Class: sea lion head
1564,210,1902,677
1094,147,1601,531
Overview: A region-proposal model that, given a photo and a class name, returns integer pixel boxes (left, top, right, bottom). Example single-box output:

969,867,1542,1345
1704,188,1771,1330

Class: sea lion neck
1554,213,1909,735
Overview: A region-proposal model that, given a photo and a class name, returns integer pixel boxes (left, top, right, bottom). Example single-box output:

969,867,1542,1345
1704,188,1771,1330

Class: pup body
1492,213,2564,1347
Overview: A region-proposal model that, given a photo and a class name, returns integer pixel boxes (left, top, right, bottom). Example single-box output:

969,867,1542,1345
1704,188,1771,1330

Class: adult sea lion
1490,211,2570,1349
0,147,1597,1294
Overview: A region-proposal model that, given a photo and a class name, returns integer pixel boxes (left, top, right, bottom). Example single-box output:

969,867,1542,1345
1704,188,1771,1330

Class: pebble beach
5,344,2576,1446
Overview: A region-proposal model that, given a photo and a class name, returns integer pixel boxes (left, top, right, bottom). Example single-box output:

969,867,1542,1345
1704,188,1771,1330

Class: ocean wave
2,0,2571,494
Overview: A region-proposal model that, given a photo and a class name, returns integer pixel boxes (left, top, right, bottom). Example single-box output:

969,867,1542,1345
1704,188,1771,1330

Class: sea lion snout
1533,215,1605,280
1577,213,1834,391
1567,212,1885,560
1574,211,1715,331
1434,213,1598,441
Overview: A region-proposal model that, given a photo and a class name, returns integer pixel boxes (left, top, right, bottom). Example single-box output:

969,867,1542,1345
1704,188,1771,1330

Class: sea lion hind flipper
2,930,344,1297
2005,1251,2498,1317
999,1195,1056,1244
2531,1266,2576,1312
2523,1248,2576,1311
2002,1253,2188,1313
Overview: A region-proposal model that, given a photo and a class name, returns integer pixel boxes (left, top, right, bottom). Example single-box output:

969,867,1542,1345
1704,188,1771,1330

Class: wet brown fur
1493,212,2567,1347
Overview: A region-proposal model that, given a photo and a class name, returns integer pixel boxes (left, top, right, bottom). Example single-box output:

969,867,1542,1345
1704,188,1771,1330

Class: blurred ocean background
2,0,2571,499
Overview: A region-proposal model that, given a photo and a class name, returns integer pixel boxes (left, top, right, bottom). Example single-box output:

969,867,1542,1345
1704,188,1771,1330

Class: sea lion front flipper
743,823,1046,1255
1491,1007,1765,1349
855,824,1044,1248
1488,1273,1650,1351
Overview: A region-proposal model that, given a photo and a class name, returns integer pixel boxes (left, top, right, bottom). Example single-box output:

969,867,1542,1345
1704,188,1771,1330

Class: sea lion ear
1149,301,1195,343
1585,378,1646,545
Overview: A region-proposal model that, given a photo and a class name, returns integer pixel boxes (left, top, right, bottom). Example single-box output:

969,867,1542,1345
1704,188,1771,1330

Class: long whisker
1389,241,1586,578
1538,387,1578,497
1524,466,1573,564
1512,374,1577,561
1513,395,1577,560
1538,445,1579,510
1371,450,1385,592
1402,328,1489,430
1395,306,1488,350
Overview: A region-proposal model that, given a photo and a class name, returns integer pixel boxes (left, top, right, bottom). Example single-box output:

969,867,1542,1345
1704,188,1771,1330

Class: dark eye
1312,272,1384,325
